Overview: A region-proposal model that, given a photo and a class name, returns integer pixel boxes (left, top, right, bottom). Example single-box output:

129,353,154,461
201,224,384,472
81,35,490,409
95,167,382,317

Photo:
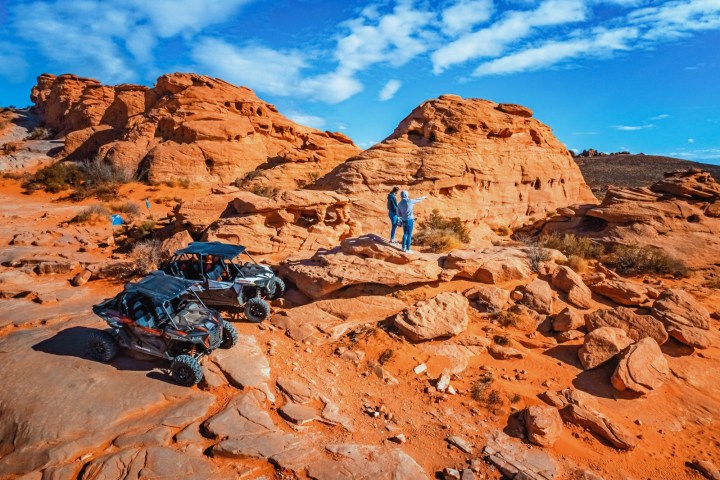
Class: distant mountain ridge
572,152,720,199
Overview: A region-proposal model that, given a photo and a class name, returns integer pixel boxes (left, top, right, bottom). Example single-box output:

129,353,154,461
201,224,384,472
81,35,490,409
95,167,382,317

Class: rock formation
393,292,470,342
577,327,634,370
30,73,360,187
540,169,720,269
315,94,597,237
651,289,712,348
611,338,669,394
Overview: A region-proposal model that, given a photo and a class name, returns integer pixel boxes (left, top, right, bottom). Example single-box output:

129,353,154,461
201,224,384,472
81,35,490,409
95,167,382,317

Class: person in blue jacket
387,186,400,243
396,190,426,253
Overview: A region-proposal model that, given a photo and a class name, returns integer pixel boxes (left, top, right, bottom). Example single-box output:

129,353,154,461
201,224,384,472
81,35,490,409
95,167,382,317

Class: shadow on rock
543,344,583,369
32,326,165,374
660,336,695,358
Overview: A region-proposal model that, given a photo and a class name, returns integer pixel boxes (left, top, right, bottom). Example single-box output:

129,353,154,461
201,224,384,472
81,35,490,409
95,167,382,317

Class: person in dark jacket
387,186,400,243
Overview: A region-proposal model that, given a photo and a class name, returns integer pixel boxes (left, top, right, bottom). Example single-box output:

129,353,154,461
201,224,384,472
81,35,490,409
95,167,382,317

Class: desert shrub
484,390,504,407
25,127,53,140
509,393,522,404
378,349,394,365
493,334,510,346
516,233,551,273
604,244,688,277
130,239,162,276
566,254,589,273
1,143,18,153
2,171,24,180
494,225,512,237
492,309,519,327
471,372,494,401
70,204,109,223
135,220,156,239
250,184,278,197
416,209,470,252
82,157,136,184
540,232,604,259
296,171,320,189
22,162,85,193
110,201,141,217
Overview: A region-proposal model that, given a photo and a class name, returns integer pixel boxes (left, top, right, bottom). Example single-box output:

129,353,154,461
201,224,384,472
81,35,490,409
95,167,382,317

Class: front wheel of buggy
245,297,270,323
170,355,203,387
88,331,118,362
267,277,286,300
220,320,239,348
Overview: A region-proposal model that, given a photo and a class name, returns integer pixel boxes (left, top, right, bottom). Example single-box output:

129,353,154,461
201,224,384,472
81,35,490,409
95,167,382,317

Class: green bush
416,209,470,252
539,232,604,259
604,244,688,277
22,162,85,193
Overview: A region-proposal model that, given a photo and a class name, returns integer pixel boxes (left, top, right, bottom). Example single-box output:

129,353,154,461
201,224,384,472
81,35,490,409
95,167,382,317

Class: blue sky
1,0,719,163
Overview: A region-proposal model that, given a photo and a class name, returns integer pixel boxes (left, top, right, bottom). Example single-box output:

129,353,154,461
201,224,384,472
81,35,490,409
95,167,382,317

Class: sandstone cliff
30,73,360,187
315,94,597,234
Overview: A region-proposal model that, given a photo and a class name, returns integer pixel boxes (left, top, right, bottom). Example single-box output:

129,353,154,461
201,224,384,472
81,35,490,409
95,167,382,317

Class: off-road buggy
89,271,238,386
162,241,284,323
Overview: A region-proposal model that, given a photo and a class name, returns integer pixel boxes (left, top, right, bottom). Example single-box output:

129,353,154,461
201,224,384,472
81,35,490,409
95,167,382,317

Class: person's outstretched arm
410,196,427,204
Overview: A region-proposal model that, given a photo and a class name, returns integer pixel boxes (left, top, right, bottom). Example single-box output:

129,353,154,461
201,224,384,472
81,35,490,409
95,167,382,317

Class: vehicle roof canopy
175,241,246,259
125,271,196,303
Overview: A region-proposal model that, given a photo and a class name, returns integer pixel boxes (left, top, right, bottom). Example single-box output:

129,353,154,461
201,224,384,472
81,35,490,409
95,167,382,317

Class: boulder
444,247,533,284
160,229,193,257
577,327,633,370
210,335,274,401
394,292,469,342
590,279,649,306
524,406,563,447
488,344,525,360
585,307,668,345
651,289,711,348
70,269,92,287
519,279,553,315
553,307,584,332
611,338,669,394
551,266,592,309
307,444,428,480
465,285,510,313
280,239,444,300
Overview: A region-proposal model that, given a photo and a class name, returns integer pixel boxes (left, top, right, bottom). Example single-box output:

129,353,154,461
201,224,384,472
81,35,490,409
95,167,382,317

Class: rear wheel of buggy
245,297,271,323
88,331,118,362
220,320,239,348
170,355,203,386
266,277,286,300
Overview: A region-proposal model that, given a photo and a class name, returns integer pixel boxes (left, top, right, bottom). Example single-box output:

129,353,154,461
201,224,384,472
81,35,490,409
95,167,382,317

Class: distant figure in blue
387,186,400,243
396,190,426,254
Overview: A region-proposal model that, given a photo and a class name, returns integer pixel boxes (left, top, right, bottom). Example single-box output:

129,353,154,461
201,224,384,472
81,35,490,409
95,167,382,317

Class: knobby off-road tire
88,331,119,362
220,320,239,348
170,354,203,386
245,297,271,323
267,277,286,300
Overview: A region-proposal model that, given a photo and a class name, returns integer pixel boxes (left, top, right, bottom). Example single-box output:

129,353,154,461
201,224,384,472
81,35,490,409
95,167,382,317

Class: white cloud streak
441,0,494,35
612,124,655,131
378,79,402,101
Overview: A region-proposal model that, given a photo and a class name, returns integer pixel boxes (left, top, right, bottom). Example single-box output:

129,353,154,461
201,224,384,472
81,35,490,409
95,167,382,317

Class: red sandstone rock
524,405,563,447
585,307,668,345
394,292,469,342
30,73,360,187
578,327,633,370
611,337,669,394
651,289,711,348
552,266,592,309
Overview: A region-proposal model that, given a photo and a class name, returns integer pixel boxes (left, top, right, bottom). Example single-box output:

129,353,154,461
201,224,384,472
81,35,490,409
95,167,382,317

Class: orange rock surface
30,73,360,188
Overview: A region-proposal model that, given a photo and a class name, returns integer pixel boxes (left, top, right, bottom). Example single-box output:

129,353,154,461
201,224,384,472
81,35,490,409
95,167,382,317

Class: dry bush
25,127,53,140
416,209,470,252
492,309,519,328
509,393,521,404
110,201,141,217
378,349,394,365
70,204,110,223
516,233,551,273
604,244,688,277
493,334,510,346
471,372,494,401
250,184,278,197
540,232,604,259
484,390,504,407
494,225,512,237
1,143,18,153
22,162,85,193
130,239,163,276
566,254,589,273
295,171,320,189
83,157,136,184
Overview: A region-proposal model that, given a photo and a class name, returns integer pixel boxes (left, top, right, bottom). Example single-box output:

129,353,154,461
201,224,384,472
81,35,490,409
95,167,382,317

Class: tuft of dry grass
378,349,394,365
539,232,604,259
129,239,163,276
471,372,494,401
566,254,589,273
250,184,278,197
492,310,519,328
25,127,53,140
493,334,510,346
70,204,110,223
109,201,141,217
484,390,504,407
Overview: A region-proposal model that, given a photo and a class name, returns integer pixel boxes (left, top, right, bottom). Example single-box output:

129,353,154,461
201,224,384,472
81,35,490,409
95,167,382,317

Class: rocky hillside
574,153,720,199
29,73,360,187
317,95,597,233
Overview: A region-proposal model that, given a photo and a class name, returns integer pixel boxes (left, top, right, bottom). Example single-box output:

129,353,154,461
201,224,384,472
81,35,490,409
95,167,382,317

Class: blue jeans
402,218,414,251
389,212,398,241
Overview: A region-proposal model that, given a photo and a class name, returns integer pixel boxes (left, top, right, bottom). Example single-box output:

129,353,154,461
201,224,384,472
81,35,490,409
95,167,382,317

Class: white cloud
473,26,637,76
688,138,695,143
0,42,29,83
629,0,720,40
432,0,588,73
667,148,720,160
649,113,670,120
612,124,655,131
378,80,402,101
441,0,494,35
284,111,326,129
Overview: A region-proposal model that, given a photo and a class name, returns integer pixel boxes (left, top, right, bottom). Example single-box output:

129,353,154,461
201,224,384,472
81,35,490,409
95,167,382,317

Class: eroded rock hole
533,178,541,190
687,214,700,223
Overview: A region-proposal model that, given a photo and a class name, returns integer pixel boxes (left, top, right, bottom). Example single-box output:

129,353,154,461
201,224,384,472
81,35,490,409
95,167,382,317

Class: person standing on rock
387,186,400,243
397,190,426,254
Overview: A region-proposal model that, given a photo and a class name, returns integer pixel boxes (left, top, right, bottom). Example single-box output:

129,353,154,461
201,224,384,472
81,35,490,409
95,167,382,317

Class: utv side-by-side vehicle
89,271,238,386
162,241,285,323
